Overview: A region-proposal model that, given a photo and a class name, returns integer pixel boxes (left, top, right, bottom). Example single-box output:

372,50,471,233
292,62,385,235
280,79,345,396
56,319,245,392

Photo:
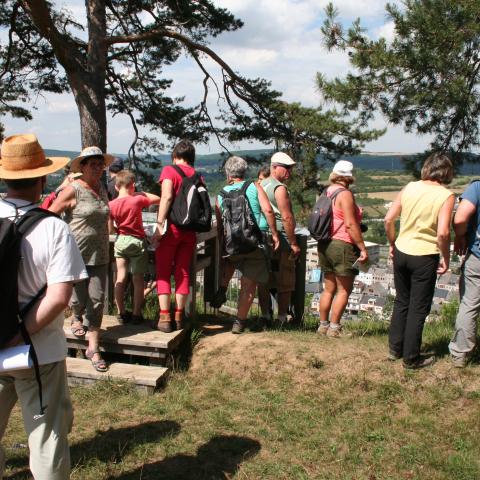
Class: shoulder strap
239,180,252,195
14,207,57,420
330,187,347,200
219,182,249,199
171,164,186,178
328,187,347,207
16,208,60,236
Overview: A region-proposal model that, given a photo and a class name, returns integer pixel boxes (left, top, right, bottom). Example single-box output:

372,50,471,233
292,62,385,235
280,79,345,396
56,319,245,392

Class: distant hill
43,148,480,174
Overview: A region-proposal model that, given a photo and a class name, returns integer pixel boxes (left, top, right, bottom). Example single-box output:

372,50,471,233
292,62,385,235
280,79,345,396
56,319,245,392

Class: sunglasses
272,163,293,170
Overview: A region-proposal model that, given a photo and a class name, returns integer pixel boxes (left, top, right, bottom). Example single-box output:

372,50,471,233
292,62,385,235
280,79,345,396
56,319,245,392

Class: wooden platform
64,315,187,364
66,357,168,393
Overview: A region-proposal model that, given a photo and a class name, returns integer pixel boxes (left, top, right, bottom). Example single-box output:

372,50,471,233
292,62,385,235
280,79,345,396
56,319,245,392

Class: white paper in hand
0,345,32,373
352,258,371,273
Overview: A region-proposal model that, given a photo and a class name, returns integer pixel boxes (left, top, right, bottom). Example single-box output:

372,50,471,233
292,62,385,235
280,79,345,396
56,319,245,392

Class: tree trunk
22,0,108,150
69,73,107,151
67,0,108,151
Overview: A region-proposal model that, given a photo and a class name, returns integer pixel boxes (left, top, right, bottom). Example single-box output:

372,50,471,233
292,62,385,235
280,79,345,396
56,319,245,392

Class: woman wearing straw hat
50,146,113,372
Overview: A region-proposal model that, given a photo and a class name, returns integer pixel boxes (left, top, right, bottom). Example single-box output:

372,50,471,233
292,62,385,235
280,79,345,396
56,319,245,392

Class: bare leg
277,291,291,318
258,285,271,317
158,293,171,312
220,260,235,288
132,273,145,316
114,257,128,315
319,273,337,322
330,275,355,325
238,276,258,321
175,292,188,311
87,328,100,360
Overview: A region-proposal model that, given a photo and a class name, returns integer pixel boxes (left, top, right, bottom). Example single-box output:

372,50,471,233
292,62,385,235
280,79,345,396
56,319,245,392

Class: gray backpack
219,181,263,256
307,187,346,241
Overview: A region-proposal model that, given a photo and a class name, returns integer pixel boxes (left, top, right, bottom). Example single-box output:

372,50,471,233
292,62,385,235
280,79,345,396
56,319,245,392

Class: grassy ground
3,311,480,480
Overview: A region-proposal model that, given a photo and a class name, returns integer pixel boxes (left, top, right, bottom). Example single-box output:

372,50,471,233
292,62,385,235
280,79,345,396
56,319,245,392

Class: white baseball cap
271,151,296,166
332,160,354,177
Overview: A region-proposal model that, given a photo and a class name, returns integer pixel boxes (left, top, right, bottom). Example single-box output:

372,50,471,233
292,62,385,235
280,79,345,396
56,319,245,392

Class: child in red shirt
108,170,160,324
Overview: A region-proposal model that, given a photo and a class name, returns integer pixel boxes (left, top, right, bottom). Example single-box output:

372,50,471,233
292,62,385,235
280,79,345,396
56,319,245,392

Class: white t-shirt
0,198,88,365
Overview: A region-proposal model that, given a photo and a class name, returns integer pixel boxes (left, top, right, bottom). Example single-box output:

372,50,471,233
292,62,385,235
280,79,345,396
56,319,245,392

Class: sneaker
317,323,330,336
116,312,132,325
326,326,342,338
388,350,402,361
231,319,246,334
451,355,467,368
403,355,436,370
210,287,227,309
131,314,143,325
249,317,266,332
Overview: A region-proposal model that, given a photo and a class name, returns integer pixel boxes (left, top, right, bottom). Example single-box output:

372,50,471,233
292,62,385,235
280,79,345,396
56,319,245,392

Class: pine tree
319,0,480,163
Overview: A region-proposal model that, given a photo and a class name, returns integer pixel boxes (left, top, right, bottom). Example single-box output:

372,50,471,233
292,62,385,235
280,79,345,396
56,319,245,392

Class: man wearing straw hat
0,134,87,479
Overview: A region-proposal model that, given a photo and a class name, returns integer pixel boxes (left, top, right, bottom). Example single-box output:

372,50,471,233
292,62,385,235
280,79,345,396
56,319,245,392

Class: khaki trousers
0,360,73,480
449,252,480,359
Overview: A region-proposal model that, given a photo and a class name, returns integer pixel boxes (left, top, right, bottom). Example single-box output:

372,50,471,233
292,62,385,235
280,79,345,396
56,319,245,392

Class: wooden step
64,315,186,363
66,357,168,394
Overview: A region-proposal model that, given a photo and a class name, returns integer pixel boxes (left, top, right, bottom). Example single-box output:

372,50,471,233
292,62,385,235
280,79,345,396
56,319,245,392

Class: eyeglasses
272,163,293,170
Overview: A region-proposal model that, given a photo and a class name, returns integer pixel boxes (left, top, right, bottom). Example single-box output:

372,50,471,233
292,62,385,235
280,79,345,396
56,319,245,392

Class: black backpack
307,187,346,241
219,181,263,256
0,207,59,418
168,165,212,232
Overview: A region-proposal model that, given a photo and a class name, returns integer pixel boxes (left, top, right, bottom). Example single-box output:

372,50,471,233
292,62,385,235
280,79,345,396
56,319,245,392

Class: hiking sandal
85,349,108,372
70,319,86,338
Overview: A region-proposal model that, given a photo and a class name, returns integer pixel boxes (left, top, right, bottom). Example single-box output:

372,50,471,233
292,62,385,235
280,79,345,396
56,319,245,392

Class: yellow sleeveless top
395,181,452,256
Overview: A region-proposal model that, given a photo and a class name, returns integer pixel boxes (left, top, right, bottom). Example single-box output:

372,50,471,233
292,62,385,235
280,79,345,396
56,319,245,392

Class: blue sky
3,0,433,155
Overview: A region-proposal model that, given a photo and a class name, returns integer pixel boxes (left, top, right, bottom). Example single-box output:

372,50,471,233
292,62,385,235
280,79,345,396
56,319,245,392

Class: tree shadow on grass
110,434,261,480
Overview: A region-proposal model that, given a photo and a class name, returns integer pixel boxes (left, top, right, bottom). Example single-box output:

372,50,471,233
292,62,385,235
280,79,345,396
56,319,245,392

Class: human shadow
110,434,261,480
71,420,180,466
5,421,180,479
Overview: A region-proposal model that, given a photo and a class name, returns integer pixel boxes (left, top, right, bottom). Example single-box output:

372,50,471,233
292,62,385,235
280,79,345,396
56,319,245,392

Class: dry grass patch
3,324,480,479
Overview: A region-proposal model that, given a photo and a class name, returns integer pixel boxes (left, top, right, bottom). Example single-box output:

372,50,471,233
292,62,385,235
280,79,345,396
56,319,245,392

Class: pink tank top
328,185,362,244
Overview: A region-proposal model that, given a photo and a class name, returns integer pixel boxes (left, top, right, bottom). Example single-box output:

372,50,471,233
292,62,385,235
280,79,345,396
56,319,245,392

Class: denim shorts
318,239,359,277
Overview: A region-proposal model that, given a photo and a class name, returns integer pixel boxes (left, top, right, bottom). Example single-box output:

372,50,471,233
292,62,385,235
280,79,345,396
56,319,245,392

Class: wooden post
290,233,307,323
185,241,198,319
203,230,220,305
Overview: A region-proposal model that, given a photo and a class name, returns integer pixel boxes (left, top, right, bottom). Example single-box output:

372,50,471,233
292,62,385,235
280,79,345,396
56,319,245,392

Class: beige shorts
226,247,269,284
270,248,296,293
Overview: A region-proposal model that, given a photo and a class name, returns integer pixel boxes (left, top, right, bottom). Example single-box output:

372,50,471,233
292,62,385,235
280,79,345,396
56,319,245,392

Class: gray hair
224,156,248,179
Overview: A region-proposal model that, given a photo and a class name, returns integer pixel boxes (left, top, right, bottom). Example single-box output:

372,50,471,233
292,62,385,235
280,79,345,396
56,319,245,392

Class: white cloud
373,20,396,43
46,97,77,113
219,47,279,68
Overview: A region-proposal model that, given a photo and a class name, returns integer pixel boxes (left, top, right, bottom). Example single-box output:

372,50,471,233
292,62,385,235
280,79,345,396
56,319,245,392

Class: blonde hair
329,172,355,186
115,169,135,188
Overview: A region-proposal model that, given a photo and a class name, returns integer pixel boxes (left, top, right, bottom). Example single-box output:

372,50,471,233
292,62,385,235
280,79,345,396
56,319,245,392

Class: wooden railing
107,223,308,322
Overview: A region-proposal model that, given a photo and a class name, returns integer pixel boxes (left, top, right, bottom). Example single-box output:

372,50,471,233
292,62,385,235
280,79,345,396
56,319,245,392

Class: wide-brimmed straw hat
70,146,114,173
0,134,69,180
